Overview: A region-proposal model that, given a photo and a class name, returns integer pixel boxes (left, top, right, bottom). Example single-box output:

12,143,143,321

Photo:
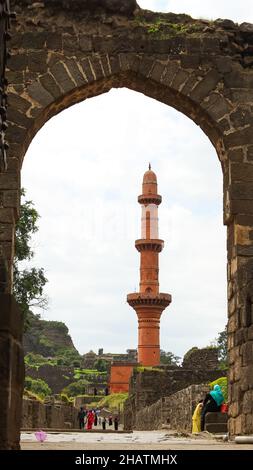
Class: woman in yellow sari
192,400,203,433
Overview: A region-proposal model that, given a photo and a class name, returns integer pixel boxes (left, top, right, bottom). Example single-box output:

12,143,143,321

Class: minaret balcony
138,194,162,205
135,239,164,252
127,292,172,308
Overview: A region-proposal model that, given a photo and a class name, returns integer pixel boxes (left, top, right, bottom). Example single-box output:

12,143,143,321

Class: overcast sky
21,1,253,360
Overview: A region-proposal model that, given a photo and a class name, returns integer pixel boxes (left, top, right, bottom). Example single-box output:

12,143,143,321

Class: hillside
23,311,79,357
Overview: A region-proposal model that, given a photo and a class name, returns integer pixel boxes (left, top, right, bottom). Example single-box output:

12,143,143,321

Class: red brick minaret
127,165,171,366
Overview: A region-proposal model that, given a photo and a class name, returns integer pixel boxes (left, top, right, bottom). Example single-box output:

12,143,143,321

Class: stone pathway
21,430,253,450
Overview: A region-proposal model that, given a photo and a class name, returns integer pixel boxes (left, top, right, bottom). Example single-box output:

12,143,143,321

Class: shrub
61,379,90,397
24,376,52,399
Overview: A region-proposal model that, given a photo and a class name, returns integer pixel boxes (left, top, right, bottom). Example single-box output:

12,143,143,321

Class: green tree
24,376,52,399
160,350,181,366
94,358,109,372
13,189,48,328
216,326,228,368
62,379,90,398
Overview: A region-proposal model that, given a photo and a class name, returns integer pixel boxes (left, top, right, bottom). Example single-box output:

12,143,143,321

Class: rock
215,18,236,29
239,22,253,34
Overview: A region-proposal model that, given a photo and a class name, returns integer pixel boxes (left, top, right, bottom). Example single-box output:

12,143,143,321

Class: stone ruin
1,0,253,447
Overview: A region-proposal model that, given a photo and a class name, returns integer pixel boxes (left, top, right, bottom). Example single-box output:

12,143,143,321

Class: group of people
192,384,226,433
78,407,119,431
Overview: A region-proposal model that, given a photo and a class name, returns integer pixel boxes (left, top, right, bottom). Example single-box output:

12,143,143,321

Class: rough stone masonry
0,0,253,447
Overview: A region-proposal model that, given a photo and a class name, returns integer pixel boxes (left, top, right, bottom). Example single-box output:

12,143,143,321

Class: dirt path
21,430,253,450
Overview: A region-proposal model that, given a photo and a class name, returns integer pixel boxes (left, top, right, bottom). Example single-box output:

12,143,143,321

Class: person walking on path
86,410,95,430
77,407,86,430
113,416,119,431
102,417,107,430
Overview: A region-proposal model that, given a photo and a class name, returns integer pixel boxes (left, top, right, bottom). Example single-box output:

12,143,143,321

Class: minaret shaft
127,166,171,366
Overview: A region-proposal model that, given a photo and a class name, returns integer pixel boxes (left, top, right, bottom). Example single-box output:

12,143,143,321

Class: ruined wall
182,347,219,370
22,397,77,429
0,295,24,449
129,367,224,409
124,367,223,429
134,384,210,431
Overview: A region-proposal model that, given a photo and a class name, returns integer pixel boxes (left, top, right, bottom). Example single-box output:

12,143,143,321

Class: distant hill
23,311,79,357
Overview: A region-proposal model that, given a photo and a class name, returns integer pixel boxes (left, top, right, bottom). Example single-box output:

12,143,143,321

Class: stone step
205,423,228,434
205,412,228,424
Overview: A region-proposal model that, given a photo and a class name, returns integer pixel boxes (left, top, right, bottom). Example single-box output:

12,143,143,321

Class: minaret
127,165,171,366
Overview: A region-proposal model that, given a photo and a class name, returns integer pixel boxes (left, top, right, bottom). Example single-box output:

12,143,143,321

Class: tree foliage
160,350,181,366
24,376,52,399
94,358,109,372
62,379,90,398
13,190,48,327
216,326,228,368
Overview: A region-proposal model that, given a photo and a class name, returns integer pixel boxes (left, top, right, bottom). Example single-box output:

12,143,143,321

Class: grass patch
135,366,164,372
93,393,129,412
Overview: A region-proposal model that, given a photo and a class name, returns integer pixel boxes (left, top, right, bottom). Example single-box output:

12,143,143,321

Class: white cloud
22,88,227,359
138,0,253,23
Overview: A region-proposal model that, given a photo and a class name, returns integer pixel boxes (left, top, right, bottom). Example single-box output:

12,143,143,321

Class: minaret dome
142,164,158,195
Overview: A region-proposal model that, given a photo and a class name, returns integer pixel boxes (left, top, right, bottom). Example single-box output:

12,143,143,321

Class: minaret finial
149,162,151,171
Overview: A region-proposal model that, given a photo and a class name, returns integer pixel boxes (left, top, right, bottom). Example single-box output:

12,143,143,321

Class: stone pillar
0,294,24,449
227,220,253,435
127,166,171,366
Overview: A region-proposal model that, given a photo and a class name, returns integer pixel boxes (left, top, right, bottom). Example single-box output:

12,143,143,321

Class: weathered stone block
180,54,200,68
46,32,63,51
230,108,252,128
50,62,75,93
205,94,231,120
161,62,179,86
64,59,87,87
89,57,104,81
246,146,253,161
186,37,202,53
27,81,54,107
7,54,28,71
171,69,189,91
7,108,31,128
39,73,62,99
190,69,221,101
21,32,47,50
28,51,48,74
80,58,95,83
231,182,253,200
241,342,253,367
7,93,30,113
109,55,120,75
224,71,253,89
0,173,19,190
79,35,92,52
228,148,244,162
5,125,27,145
0,209,15,224
232,200,253,215
236,245,253,257
231,162,253,182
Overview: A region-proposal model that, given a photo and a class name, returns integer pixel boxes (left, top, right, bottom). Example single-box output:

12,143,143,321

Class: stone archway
1,0,253,447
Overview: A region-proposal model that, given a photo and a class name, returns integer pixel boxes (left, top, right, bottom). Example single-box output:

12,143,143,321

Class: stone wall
130,366,223,408
22,397,78,429
74,395,101,409
182,347,219,370
0,295,24,449
134,384,210,431
124,366,224,429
